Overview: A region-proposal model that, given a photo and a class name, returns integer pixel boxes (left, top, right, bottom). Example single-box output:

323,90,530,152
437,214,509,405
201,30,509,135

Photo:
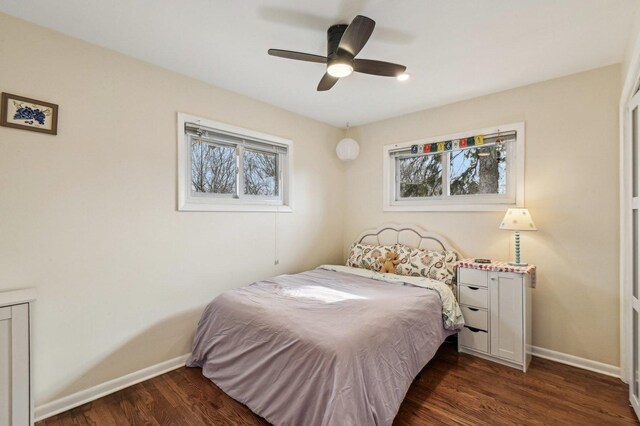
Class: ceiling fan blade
338,15,375,57
353,59,406,77
317,73,339,91
268,49,327,64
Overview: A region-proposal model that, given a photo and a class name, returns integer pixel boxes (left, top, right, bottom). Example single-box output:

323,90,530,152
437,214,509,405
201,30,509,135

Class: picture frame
0,92,58,135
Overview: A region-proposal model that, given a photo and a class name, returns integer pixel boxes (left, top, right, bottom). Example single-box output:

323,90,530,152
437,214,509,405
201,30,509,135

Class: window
384,123,524,211
178,113,292,212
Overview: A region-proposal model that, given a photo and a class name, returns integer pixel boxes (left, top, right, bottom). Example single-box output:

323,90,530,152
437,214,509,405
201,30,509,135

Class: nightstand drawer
459,285,488,309
459,326,488,353
461,305,488,331
458,268,488,287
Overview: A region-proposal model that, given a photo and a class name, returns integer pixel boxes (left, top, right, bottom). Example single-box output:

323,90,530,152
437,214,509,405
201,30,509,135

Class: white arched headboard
356,224,459,254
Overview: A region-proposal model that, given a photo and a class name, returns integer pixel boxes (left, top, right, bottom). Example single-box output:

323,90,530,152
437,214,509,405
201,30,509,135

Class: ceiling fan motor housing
327,24,353,71
327,25,348,57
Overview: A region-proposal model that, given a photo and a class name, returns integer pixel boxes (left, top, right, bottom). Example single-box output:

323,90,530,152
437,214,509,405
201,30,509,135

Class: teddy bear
377,251,400,274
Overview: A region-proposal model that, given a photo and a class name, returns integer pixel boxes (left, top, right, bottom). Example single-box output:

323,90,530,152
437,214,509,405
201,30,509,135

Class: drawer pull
468,307,479,312
466,326,482,333
468,286,479,290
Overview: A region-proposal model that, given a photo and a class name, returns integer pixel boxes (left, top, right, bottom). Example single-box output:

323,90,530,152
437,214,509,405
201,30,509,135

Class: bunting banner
411,134,485,155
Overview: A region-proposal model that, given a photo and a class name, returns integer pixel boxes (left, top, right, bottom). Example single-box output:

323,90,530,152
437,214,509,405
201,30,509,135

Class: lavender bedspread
186,267,461,426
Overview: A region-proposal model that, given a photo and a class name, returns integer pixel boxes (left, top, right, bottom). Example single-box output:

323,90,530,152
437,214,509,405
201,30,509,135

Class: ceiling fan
268,15,407,91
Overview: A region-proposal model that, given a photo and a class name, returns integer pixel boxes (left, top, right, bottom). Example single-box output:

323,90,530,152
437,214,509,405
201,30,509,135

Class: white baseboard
34,353,190,422
34,346,622,421
531,346,621,379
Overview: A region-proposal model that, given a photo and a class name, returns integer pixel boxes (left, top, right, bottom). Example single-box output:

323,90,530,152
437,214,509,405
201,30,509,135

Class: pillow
395,245,459,289
345,243,365,268
346,243,397,271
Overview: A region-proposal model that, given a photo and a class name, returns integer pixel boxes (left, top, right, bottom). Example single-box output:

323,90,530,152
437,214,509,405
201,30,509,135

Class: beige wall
0,13,345,405
345,65,621,366
0,11,625,410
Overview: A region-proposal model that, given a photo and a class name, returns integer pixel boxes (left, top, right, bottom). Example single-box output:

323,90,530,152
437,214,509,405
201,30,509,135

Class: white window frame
177,112,293,212
383,122,525,212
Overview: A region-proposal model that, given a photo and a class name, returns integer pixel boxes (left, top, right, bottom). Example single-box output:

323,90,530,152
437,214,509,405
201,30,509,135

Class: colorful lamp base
510,231,528,266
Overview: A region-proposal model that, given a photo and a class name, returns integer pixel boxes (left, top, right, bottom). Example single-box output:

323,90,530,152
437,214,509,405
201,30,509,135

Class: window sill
384,203,517,212
178,202,292,212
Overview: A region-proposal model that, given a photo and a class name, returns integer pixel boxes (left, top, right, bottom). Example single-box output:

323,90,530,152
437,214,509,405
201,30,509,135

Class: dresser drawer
461,305,488,331
458,268,488,287
459,326,489,353
459,285,488,309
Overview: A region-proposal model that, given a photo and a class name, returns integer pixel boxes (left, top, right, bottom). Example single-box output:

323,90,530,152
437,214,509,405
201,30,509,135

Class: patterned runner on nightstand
456,259,537,288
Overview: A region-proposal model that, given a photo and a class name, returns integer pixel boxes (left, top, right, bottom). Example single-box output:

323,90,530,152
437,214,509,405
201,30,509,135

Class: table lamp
499,208,536,266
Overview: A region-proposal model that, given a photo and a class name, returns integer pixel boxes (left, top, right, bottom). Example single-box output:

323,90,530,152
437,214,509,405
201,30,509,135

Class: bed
186,224,464,426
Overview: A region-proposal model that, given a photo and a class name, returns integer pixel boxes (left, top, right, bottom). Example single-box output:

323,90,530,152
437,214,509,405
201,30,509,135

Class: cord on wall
274,204,279,265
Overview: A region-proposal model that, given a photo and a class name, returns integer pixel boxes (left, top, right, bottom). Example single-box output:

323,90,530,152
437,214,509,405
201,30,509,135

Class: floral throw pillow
441,250,459,288
394,244,414,275
395,246,459,289
346,243,397,271
346,243,365,268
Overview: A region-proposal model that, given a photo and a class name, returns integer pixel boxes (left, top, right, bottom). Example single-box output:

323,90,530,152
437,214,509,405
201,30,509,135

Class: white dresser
0,288,36,426
457,262,533,372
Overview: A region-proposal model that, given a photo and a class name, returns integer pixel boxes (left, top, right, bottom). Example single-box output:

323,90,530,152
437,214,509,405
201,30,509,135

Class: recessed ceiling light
397,73,410,81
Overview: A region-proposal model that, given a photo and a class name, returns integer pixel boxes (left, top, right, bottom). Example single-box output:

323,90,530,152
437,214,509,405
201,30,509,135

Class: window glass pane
243,149,279,196
449,145,506,195
190,139,237,194
398,154,443,198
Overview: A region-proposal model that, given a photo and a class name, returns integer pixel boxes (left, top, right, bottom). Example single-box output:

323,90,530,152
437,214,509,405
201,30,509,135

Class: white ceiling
1,0,638,127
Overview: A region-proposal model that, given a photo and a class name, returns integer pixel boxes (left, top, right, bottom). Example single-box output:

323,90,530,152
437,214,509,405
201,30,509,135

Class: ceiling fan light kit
327,61,353,78
327,64,353,78
268,15,407,91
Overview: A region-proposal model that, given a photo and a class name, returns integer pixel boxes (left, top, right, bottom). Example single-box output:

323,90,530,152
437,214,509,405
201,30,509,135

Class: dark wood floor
39,343,638,425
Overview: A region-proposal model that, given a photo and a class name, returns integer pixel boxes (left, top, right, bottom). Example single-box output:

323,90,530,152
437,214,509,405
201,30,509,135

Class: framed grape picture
0,92,58,135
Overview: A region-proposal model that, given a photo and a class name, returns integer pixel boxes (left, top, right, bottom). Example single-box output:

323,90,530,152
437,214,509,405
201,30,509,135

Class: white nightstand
456,260,534,372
